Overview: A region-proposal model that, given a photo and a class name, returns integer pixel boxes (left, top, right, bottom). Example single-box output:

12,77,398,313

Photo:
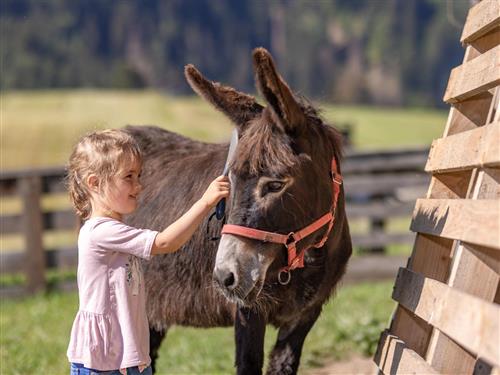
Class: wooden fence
374,0,500,373
0,147,429,295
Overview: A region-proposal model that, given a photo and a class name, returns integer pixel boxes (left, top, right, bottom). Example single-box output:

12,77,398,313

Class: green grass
0,90,447,170
323,105,446,150
0,281,394,375
1,90,234,170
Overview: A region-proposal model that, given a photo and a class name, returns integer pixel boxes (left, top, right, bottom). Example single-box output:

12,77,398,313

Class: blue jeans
70,363,152,375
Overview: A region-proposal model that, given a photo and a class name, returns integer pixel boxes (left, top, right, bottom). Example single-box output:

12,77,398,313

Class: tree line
1,0,471,106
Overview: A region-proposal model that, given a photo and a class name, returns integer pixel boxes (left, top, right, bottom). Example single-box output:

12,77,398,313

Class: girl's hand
200,175,230,209
152,175,231,254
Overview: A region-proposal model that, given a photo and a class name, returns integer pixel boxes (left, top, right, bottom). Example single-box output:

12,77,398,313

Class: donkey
125,48,352,375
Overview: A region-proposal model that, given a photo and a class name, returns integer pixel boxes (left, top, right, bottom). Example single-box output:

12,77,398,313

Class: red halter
221,158,342,284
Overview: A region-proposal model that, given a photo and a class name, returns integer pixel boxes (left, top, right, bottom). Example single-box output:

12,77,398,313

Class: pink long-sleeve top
67,217,158,371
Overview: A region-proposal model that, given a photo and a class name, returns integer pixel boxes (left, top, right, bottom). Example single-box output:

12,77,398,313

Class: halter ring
278,270,292,285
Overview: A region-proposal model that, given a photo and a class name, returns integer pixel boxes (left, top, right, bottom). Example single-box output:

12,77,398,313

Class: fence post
20,176,46,293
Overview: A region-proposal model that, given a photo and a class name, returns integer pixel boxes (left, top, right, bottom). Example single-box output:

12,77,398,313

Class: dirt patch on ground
306,355,377,375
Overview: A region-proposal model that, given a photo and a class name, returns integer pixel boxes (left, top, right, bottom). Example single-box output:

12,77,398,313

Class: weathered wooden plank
0,166,65,180
0,246,78,274
0,210,78,234
1,176,65,196
393,267,500,367
343,255,406,283
0,167,66,196
343,148,428,174
346,201,414,219
351,232,414,248
444,45,500,104
426,329,477,374
461,0,500,44
344,173,430,199
408,234,454,282
0,280,78,299
390,306,433,358
426,121,500,172
374,329,439,375
410,198,500,249
19,177,46,293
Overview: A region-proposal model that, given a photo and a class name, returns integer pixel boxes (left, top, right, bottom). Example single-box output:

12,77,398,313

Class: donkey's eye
266,181,285,193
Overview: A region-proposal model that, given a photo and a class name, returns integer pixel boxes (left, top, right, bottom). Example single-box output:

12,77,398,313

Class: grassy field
0,281,394,375
1,90,233,170
0,90,447,170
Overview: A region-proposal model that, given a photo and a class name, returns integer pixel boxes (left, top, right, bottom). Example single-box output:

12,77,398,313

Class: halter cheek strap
221,158,342,284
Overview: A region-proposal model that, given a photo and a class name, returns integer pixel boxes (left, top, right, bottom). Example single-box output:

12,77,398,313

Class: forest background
1,0,470,106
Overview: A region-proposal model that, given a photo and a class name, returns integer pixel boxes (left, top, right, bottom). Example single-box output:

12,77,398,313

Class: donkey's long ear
185,64,263,127
253,48,306,134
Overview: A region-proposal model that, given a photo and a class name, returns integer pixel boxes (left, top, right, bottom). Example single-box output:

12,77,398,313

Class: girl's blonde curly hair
66,129,142,220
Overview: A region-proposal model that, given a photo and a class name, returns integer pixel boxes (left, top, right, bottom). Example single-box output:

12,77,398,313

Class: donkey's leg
266,306,321,375
235,307,266,375
149,326,168,374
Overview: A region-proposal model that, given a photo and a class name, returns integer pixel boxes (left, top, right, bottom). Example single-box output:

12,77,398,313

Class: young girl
66,129,230,375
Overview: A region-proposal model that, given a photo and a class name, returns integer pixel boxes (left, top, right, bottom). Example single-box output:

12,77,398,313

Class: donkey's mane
300,97,344,160
232,99,343,177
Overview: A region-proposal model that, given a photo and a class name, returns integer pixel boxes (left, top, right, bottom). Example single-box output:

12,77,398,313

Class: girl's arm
151,175,230,255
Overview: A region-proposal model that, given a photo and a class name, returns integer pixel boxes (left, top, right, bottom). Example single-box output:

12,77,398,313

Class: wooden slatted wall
374,0,500,373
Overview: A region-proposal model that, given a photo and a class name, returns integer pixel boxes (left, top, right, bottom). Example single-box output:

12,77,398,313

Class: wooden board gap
429,170,473,198
446,93,493,135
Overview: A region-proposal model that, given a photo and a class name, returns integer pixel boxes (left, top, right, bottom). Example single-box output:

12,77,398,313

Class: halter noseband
221,158,342,285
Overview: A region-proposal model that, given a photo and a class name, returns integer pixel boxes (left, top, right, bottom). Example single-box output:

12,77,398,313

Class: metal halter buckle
286,232,297,246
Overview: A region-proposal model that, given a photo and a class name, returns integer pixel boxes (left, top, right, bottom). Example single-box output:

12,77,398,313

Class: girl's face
90,158,143,221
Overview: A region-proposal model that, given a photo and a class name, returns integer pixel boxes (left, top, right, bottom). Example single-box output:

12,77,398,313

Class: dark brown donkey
125,48,352,375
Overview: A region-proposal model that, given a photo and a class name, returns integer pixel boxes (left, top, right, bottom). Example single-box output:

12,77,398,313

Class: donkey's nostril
214,268,237,290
